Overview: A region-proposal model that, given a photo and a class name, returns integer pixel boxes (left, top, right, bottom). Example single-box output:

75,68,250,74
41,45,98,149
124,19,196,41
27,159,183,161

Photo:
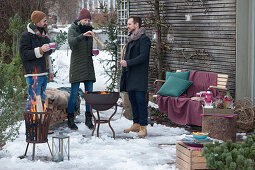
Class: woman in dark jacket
67,8,95,130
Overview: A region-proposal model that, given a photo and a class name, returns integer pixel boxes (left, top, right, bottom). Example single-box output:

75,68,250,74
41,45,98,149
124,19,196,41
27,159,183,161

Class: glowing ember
84,91,111,95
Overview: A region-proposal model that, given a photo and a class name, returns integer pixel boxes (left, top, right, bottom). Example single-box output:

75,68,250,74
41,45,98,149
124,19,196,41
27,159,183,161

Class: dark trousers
128,91,148,126
67,81,93,116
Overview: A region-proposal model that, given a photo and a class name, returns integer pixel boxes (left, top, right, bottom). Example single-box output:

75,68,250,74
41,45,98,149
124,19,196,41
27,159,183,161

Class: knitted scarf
127,28,146,43
29,23,50,44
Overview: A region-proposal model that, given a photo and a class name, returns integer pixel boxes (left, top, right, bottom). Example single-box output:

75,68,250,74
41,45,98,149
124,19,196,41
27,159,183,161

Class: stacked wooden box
176,142,208,170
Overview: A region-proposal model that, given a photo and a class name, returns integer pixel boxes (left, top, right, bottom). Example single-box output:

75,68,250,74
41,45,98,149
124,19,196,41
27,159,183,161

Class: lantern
52,132,70,162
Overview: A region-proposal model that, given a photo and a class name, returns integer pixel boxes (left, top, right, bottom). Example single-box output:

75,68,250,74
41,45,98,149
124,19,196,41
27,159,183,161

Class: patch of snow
0,26,184,170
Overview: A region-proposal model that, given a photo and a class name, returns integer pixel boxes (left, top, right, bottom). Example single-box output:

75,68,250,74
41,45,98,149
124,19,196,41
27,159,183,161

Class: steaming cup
92,49,99,55
49,42,57,49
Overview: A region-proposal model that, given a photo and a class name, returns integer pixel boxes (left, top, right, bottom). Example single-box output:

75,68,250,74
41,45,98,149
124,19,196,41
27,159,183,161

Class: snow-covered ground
0,41,189,170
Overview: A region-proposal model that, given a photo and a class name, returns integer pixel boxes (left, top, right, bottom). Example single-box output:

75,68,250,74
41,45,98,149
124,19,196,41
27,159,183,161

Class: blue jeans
128,91,148,126
67,81,93,115
26,75,48,111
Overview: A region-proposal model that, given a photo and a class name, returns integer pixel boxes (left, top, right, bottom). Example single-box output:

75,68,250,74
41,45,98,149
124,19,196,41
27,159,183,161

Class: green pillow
166,71,190,80
157,76,193,97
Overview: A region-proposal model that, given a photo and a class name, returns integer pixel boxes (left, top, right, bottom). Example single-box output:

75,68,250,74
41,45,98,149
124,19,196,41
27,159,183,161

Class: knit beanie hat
78,8,91,20
31,11,46,24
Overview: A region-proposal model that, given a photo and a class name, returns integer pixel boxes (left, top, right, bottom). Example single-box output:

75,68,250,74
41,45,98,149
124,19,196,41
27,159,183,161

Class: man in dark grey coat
67,8,95,130
20,11,54,111
120,16,151,138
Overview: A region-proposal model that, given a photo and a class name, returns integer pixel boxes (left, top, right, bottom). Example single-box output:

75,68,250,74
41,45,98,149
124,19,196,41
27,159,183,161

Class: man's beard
37,26,46,34
128,27,136,34
79,24,93,33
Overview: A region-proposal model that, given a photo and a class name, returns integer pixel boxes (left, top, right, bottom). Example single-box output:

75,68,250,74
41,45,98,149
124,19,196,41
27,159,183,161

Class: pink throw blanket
156,70,219,126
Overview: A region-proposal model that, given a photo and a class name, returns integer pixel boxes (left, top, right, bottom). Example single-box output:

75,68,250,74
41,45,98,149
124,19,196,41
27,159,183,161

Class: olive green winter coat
68,23,95,83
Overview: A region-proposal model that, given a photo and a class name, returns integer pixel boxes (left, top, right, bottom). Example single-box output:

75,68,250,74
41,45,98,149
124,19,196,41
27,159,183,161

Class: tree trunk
202,115,236,142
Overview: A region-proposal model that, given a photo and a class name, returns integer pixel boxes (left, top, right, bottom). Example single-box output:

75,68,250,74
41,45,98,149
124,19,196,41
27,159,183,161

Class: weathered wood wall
129,0,236,96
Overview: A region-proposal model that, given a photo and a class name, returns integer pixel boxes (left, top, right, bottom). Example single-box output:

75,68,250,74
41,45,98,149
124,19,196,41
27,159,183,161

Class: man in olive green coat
67,8,95,130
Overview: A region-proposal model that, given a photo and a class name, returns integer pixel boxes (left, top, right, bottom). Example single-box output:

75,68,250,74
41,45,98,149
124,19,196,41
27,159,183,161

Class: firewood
36,95,43,112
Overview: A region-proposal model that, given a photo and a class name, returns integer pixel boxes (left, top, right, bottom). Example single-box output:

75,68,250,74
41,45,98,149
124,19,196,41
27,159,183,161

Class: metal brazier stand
84,92,119,139
23,110,53,160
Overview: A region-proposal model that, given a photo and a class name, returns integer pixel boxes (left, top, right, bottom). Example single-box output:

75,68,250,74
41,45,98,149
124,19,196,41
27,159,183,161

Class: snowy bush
202,136,255,170
0,55,27,150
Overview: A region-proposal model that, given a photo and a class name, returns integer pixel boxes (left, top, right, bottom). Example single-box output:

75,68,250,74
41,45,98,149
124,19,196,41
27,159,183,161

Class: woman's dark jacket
120,34,151,92
68,23,95,83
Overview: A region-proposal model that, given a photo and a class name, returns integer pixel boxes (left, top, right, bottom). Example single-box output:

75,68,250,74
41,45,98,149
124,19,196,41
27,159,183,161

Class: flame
99,91,111,94
84,91,111,95
28,69,47,122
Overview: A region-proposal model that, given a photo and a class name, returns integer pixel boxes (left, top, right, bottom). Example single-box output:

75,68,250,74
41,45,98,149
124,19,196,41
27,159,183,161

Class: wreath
234,97,255,132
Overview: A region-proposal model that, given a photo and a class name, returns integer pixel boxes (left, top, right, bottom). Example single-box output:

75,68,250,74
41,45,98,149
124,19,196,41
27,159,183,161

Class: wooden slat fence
129,0,236,97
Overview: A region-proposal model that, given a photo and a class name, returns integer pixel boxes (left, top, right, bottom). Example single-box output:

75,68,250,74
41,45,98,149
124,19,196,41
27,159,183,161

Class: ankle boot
67,115,78,130
124,123,140,133
138,126,147,138
85,112,94,129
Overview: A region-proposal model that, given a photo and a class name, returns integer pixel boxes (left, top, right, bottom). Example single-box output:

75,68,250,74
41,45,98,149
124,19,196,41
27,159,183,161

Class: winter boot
85,112,94,129
124,123,140,133
138,126,147,138
67,114,78,130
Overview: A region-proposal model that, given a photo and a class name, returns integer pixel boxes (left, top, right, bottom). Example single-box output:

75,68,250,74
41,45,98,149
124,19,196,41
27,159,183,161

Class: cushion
157,76,193,97
166,71,190,80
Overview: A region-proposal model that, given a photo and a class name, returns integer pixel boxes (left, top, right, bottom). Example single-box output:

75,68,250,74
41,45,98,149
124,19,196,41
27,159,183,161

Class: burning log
35,95,43,112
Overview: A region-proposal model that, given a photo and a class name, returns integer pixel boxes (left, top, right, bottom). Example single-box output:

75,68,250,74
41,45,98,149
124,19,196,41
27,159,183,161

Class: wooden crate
176,142,208,170
203,108,234,116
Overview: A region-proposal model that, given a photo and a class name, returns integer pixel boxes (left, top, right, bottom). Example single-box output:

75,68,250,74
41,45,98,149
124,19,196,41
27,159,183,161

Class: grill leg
32,143,35,160
24,143,29,156
90,106,96,137
47,142,53,158
96,110,100,137
108,104,117,139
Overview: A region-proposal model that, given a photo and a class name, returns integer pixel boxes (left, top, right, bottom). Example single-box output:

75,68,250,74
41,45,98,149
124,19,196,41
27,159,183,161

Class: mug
49,42,57,49
92,49,99,55
195,92,201,97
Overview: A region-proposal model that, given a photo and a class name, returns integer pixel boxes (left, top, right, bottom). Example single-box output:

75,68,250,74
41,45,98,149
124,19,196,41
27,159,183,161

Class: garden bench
153,70,228,126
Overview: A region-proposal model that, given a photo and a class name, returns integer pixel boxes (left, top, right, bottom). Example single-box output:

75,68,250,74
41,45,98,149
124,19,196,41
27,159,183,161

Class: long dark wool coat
120,34,151,92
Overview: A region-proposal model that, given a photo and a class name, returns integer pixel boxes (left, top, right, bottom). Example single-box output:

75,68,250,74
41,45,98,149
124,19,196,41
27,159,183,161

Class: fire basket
23,110,53,160
84,91,119,138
